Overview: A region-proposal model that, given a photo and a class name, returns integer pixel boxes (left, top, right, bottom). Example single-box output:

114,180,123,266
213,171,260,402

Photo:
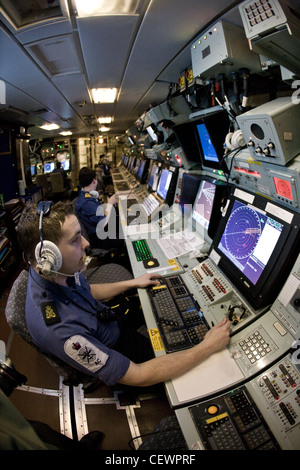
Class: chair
5,270,99,387
49,172,70,202
5,264,134,386
36,174,50,198
50,172,64,193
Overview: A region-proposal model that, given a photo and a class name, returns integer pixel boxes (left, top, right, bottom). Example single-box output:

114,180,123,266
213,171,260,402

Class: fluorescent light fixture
91,88,117,103
74,0,139,17
98,117,112,124
60,131,73,135
99,126,110,132
39,123,60,130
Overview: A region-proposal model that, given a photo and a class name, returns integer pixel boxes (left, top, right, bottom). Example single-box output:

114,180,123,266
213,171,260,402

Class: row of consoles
110,155,300,450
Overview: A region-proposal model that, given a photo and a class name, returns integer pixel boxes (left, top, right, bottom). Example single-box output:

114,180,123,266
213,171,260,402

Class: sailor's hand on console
134,272,162,288
201,318,231,355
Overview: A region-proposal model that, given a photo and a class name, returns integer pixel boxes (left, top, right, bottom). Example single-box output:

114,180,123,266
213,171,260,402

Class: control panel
147,275,209,352
176,355,300,450
187,386,280,450
247,355,300,449
271,253,300,340
237,97,300,166
183,257,257,333
228,150,300,212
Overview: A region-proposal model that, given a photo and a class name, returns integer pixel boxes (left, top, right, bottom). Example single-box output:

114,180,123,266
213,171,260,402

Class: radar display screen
217,200,283,285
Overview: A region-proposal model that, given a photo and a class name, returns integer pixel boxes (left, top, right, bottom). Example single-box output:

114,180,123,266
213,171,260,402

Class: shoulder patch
40,301,61,326
64,335,109,372
85,192,91,198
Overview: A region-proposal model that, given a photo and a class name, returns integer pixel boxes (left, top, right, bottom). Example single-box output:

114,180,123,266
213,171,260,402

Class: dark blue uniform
25,267,130,385
75,190,105,236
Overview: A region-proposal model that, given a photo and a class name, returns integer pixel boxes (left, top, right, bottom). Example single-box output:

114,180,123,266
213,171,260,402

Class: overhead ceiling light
98,117,112,124
99,126,110,132
38,123,60,130
60,131,73,135
74,0,139,17
91,88,117,103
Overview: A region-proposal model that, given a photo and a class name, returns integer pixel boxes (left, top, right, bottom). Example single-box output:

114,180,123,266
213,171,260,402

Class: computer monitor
123,155,129,167
44,162,54,173
179,173,202,217
137,160,146,180
171,120,202,170
129,156,136,171
191,176,230,240
194,110,230,174
148,163,160,191
146,125,158,142
60,159,70,171
211,187,300,310
133,158,141,175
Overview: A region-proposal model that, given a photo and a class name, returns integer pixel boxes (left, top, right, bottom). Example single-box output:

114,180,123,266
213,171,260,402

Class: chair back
50,172,64,192
36,174,49,196
5,270,93,385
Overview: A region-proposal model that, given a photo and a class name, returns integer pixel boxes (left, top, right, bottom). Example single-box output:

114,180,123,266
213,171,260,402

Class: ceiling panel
76,15,140,88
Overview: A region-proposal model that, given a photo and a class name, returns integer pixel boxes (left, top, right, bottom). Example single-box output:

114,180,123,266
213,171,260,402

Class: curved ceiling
0,0,242,139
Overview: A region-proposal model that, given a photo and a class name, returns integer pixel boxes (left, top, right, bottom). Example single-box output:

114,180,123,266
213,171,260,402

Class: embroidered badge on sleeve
64,335,109,372
40,301,61,326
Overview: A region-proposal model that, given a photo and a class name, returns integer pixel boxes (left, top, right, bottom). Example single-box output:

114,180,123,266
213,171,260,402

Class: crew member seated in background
17,201,231,390
75,167,123,250
102,158,112,186
52,161,67,186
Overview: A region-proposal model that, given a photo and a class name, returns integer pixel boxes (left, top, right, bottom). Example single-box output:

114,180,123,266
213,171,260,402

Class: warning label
148,328,165,351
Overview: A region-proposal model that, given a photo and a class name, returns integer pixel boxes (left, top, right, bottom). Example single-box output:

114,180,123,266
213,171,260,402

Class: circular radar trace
223,204,262,260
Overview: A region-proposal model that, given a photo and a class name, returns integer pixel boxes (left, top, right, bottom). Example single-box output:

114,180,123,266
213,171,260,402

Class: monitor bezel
193,109,230,174
211,187,300,309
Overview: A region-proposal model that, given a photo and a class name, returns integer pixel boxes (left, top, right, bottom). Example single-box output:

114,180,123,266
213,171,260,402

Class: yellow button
207,405,219,415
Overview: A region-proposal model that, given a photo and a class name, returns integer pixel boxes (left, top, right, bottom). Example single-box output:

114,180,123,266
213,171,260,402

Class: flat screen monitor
191,176,230,240
60,160,70,171
211,187,300,309
133,158,141,175
192,180,217,231
44,162,54,173
146,125,158,142
171,120,202,169
156,168,173,200
137,160,146,180
194,110,230,174
148,164,160,191
179,173,202,217
129,156,136,171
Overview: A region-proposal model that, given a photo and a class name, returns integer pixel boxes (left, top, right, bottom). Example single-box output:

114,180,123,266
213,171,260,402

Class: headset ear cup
231,129,245,149
35,241,62,275
225,132,234,150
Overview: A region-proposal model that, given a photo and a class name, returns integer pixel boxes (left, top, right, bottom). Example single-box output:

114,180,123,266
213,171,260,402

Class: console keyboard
189,386,280,450
148,275,209,352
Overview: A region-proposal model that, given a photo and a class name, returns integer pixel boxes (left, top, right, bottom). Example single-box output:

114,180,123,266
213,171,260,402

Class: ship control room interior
0,0,300,452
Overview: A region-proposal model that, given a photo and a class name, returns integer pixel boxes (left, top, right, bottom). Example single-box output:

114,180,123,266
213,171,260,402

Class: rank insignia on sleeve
40,301,61,326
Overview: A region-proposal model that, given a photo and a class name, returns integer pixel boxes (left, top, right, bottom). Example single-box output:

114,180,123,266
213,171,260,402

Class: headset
35,201,62,276
34,201,90,277
225,129,245,150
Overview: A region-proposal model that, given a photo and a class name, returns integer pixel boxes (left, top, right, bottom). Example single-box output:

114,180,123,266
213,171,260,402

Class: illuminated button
207,405,219,415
